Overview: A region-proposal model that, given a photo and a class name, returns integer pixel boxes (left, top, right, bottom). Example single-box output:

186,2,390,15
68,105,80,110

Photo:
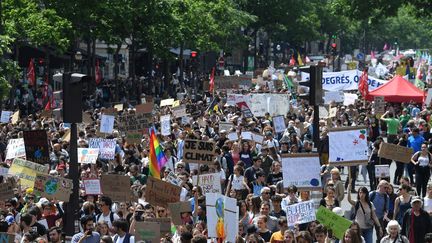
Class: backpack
350,201,374,228
370,191,388,213
413,151,432,163
96,211,114,224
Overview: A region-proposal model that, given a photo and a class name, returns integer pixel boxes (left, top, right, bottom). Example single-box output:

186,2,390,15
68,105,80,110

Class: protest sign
164,171,182,186
206,193,238,243
329,127,368,165
316,206,352,240
248,93,290,117
183,139,215,164
0,110,12,123
172,100,180,107
172,105,187,118
78,148,99,164
114,104,123,111
117,113,152,132
374,96,385,114
240,131,253,141
329,107,337,118
33,173,73,202
146,177,181,207
237,101,253,118
343,93,358,106
282,154,322,190
8,158,49,188
286,200,316,226
215,76,252,89
82,112,93,124
324,91,344,104
144,218,171,235
100,174,133,202
125,132,142,144
83,179,102,195
23,130,50,164
135,222,160,243
100,114,115,134
0,181,15,201
375,165,390,178
192,173,222,195
168,201,192,225
227,132,238,141
89,138,116,160
135,103,153,114
160,115,171,136
0,233,14,243
11,111,19,124
5,138,26,160
319,106,329,119
273,115,286,133
378,142,413,163
252,133,264,144
219,122,233,132
160,98,174,107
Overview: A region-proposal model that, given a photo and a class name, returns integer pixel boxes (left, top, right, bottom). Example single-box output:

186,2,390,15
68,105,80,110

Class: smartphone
135,210,144,221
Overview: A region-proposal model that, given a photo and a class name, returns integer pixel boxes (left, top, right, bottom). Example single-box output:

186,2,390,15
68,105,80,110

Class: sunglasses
177,166,184,169
158,210,165,213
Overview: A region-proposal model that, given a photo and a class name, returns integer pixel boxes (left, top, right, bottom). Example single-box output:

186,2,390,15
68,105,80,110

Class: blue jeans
361,227,374,243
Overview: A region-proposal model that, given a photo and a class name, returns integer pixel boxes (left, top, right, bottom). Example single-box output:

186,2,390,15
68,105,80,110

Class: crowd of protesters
0,66,432,243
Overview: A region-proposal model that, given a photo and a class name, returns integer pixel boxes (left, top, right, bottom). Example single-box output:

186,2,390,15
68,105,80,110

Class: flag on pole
305,56,311,63
297,54,304,66
209,67,215,93
95,60,102,85
358,68,369,97
289,55,296,66
148,128,168,179
27,59,36,86
283,74,294,90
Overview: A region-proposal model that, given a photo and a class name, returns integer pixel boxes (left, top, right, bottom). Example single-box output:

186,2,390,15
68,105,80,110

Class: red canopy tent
365,75,425,103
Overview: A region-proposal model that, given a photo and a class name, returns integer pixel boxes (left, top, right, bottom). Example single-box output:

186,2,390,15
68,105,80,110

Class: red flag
289,55,296,66
44,98,51,110
95,60,102,85
358,68,369,97
27,59,36,86
209,67,215,92
383,43,389,51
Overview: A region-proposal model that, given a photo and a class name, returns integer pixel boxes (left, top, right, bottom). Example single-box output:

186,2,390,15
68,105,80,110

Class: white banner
206,193,238,243
282,155,322,188
329,128,368,164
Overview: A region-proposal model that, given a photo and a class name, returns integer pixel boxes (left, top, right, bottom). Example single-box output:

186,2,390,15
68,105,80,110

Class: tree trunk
179,42,185,92
86,39,91,76
91,38,96,94
114,43,121,101
130,35,136,99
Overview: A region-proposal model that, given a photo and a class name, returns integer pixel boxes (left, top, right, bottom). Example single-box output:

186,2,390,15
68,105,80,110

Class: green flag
283,74,294,90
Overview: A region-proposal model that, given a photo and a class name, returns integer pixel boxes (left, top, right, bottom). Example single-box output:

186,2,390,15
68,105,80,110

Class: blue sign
356,53,365,60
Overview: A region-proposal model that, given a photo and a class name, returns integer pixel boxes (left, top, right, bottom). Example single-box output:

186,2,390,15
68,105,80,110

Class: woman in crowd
330,168,345,203
320,186,339,210
393,184,412,225
257,215,272,242
226,165,250,200
380,220,408,243
267,161,283,186
283,229,296,243
342,229,362,243
239,142,253,168
410,143,432,197
231,142,241,165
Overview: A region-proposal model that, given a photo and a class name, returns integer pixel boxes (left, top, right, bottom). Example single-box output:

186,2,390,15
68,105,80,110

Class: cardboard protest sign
0,233,14,243
0,110,12,123
33,173,73,202
145,177,181,208
8,158,49,188
282,154,322,190
168,201,192,225
78,148,99,164
183,139,215,164
23,130,50,164
0,180,15,201
329,127,368,165
5,138,26,160
375,165,390,178
11,111,19,124
100,174,132,202
192,173,222,195
160,98,174,107
374,96,385,114
117,113,152,132
160,115,171,136
100,114,115,134
252,133,264,144
316,206,352,240
206,193,238,243
82,112,93,124
144,218,171,235
135,221,160,243
125,132,142,144
135,103,153,114
286,200,316,226
273,115,286,133
227,132,238,141
237,101,253,118
378,142,413,163
219,122,233,132
83,179,102,195
89,138,116,160
172,105,187,118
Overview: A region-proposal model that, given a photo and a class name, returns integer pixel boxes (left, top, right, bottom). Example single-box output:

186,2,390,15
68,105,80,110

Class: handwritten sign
252,132,264,144
241,131,253,140
0,110,12,123
183,139,215,164
33,173,73,202
125,132,142,144
164,171,182,186
160,115,171,136
23,130,50,164
5,138,26,160
144,218,171,235
160,98,174,107
192,173,222,195
8,158,49,188
101,174,133,202
100,114,115,134
89,138,116,160
78,148,99,164
375,165,390,178
114,104,124,111
219,122,233,132
316,206,352,240
83,179,102,195
135,222,160,242
237,101,253,118
227,132,238,141
117,113,152,132
273,115,286,133
282,154,322,189
329,127,368,165
286,200,316,226
172,105,187,118
145,177,181,208
135,103,153,114
378,142,413,163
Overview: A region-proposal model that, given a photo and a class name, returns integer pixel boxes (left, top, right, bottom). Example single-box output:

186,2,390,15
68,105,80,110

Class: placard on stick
183,139,215,164
23,130,50,164
100,174,133,202
378,142,413,163
83,179,102,195
8,158,49,188
145,177,181,208
33,174,73,202
273,115,286,133
374,96,385,114
329,126,368,165
281,154,322,190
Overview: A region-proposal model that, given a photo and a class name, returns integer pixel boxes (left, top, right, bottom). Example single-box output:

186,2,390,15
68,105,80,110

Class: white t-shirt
97,212,120,228
231,174,246,190
424,196,432,214
417,154,430,167
113,234,135,243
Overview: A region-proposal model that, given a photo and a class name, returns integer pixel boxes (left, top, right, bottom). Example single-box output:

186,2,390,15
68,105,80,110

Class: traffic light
62,73,91,123
191,51,198,58
331,35,337,56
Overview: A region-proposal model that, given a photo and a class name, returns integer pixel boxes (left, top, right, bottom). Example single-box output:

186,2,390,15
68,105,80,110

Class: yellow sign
8,158,49,188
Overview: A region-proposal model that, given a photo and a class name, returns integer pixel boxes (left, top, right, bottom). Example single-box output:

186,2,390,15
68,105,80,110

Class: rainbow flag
148,128,168,179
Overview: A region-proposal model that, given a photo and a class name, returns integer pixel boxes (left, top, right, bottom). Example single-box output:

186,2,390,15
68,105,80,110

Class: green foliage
0,35,17,101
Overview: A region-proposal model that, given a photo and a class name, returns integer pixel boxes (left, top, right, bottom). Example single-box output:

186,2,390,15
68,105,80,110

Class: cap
332,207,344,217
5,215,15,225
411,196,422,206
